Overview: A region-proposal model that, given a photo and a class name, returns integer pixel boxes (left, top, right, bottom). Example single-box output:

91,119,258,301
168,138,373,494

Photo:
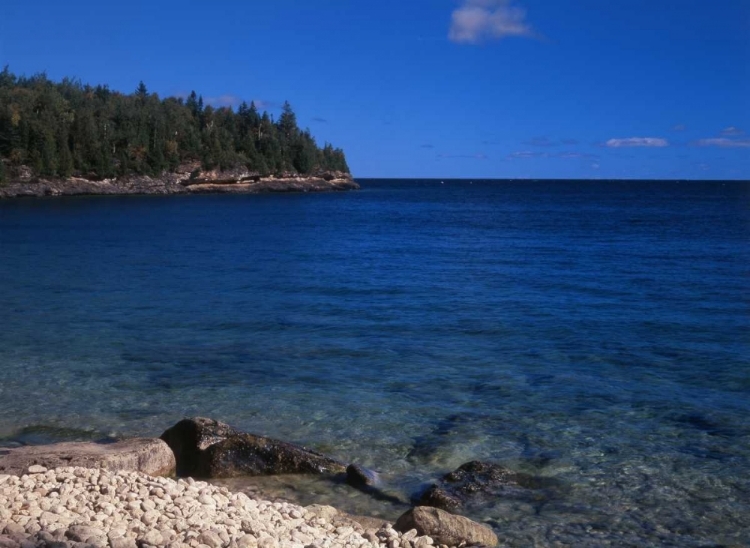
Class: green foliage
0,69,350,181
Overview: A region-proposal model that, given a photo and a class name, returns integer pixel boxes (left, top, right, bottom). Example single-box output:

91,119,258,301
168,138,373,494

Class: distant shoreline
0,168,359,199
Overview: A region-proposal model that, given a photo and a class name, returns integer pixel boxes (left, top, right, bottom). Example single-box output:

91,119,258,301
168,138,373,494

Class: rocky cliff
0,165,358,199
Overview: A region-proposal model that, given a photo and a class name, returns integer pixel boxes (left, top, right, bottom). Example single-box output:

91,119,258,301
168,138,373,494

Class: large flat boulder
0,438,175,476
160,417,346,478
395,506,498,547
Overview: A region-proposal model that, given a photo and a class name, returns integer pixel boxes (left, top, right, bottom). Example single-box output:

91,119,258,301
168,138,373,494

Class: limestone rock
394,507,497,547
0,168,358,199
0,439,175,477
160,417,346,478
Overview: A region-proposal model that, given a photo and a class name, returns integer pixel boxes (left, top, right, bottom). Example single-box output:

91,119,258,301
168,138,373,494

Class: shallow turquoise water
0,180,748,546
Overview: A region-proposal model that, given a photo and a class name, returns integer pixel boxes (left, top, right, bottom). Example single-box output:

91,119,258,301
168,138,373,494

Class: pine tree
136,81,148,101
187,91,201,118
278,101,298,139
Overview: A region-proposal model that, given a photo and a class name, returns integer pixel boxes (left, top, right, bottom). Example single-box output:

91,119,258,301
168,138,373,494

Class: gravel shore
0,467,440,548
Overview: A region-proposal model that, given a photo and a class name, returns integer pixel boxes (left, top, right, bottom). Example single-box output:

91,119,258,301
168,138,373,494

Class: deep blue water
1,179,749,546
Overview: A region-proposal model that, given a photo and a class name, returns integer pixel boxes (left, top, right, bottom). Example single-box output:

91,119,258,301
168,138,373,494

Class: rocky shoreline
0,167,358,199
0,419,501,548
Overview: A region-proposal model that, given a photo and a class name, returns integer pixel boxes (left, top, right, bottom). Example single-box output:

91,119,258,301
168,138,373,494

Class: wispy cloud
420,144,435,149
509,150,598,159
720,126,744,136
204,94,243,108
449,0,536,44
557,151,598,159
672,124,687,131
694,138,750,148
509,151,549,159
252,99,277,110
605,137,669,148
438,153,489,159
524,136,556,147
523,136,580,147
312,117,327,123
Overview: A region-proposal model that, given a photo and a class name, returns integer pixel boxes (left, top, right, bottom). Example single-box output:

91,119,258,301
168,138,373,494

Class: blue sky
1,0,748,179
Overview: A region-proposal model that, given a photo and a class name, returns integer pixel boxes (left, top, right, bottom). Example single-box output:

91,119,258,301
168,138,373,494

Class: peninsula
0,68,358,198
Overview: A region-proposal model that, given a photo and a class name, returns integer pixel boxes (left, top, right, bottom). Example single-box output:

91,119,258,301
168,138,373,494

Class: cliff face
0,166,358,199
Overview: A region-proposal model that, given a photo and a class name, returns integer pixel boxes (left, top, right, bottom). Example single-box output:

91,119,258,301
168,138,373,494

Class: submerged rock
346,463,381,489
0,438,175,477
160,417,347,478
394,507,498,547
344,463,409,506
418,460,558,511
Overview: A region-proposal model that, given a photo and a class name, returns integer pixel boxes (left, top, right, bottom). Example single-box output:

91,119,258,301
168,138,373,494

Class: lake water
0,179,748,546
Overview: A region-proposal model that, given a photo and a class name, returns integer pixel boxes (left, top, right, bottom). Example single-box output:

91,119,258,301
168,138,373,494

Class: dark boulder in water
160,417,346,478
418,460,559,510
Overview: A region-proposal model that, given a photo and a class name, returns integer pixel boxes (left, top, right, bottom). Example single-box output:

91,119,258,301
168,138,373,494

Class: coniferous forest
0,68,349,183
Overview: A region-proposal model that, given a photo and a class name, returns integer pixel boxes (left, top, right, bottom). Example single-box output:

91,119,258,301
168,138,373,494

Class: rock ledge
0,167,358,199
0,438,175,477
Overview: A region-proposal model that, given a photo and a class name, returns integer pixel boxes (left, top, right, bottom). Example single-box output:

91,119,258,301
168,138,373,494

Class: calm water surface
1,179,749,546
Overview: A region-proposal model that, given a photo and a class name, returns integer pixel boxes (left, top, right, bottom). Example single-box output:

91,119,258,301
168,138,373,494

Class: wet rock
344,463,409,507
0,439,175,477
394,507,497,547
160,417,346,478
346,464,381,489
418,461,558,511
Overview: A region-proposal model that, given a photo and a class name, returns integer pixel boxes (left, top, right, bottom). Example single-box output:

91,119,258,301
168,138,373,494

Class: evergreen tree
277,101,298,139
136,81,148,102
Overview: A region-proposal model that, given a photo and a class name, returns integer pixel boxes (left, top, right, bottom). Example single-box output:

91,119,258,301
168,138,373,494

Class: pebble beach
0,467,441,548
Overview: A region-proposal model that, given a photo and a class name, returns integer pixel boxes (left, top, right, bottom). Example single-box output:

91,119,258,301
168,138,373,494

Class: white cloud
449,0,535,44
605,137,669,148
720,126,744,136
695,138,750,148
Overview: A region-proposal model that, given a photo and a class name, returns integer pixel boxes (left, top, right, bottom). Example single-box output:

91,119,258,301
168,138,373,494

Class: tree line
0,67,349,183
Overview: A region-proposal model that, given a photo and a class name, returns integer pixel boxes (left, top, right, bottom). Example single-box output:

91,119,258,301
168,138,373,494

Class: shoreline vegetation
0,67,355,197
0,418,499,548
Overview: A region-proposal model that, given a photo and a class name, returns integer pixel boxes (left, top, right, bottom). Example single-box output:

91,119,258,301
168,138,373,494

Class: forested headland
0,67,350,185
